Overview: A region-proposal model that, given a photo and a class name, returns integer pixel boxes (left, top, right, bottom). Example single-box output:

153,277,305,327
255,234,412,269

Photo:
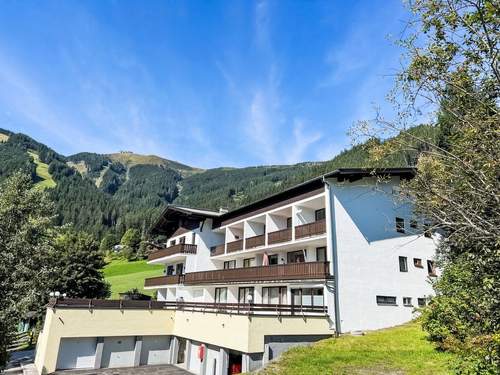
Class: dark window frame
238,287,255,304
376,295,397,306
418,298,427,307
427,260,436,276
243,258,255,268
403,297,413,306
223,260,236,269
262,286,287,305
413,258,423,268
396,217,405,233
315,208,326,222
268,254,279,265
399,256,408,272
286,217,292,228
287,250,305,264
215,287,227,303
316,247,327,262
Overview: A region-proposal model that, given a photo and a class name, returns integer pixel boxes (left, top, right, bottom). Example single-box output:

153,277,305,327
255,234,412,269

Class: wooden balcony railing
148,243,197,261
295,219,326,239
184,261,330,285
268,228,292,244
245,234,265,249
144,275,181,287
210,244,225,257
226,239,243,253
47,298,327,316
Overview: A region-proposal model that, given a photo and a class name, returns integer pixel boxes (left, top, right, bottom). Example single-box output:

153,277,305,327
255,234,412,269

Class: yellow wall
35,307,332,374
35,308,174,374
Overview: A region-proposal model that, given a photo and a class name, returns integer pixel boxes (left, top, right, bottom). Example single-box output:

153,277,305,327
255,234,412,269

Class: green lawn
27,150,56,188
103,259,164,299
258,322,454,375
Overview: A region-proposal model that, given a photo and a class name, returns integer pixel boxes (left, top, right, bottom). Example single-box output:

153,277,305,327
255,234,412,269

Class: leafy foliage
0,173,54,368
50,229,110,299
352,0,499,372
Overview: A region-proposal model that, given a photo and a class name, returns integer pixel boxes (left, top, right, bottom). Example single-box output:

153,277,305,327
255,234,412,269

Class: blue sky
0,0,408,169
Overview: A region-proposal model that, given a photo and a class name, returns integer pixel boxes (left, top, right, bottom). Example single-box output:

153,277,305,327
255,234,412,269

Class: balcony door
238,287,254,304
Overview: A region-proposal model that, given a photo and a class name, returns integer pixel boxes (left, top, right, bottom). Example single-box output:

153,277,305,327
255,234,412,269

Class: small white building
35,168,439,374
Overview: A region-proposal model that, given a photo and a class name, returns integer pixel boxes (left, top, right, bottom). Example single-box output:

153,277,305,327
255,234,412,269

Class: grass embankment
103,259,163,299
27,151,56,188
258,322,454,375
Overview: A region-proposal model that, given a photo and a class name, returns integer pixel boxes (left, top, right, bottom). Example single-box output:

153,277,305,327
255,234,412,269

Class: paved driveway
53,365,192,374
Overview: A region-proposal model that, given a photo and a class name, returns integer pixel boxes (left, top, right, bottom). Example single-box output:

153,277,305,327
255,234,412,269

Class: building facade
35,168,439,374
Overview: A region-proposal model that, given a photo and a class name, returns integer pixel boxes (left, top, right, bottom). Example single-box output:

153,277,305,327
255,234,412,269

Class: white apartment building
35,168,438,375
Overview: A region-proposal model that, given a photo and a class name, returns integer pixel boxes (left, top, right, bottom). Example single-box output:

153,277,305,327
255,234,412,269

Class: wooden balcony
148,243,197,262
144,275,181,287
245,234,265,249
295,219,326,239
226,239,243,253
268,228,292,244
184,261,330,285
210,244,225,257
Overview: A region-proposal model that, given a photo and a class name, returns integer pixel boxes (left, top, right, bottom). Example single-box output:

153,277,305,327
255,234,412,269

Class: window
166,265,174,275
287,250,305,263
191,232,196,244
376,295,397,306
169,239,176,247
292,288,324,306
410,220,418,229
396,217,405,233
315,208,326,221
223,260,236,269
286,217,292,228
175,263,184,275
399,256,408,272
262,287,287,304
403,297,413,306
179,236,186,244
268,254,279,265
215,287,227,303
243,258,255,268
316,247,327,262
424,222,432,238
238,287,254,304
427,260,436,276
418,298,426,307
414,258,423,268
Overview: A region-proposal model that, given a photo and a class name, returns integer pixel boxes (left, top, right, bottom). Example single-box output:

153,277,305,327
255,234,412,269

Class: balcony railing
268,228,292,244
47,298,327,316
148,243,197,262
144,275,181,287
210,244,225,257
245,234,265,249
295,219,326,239
184,261,330,285
226,239,243,253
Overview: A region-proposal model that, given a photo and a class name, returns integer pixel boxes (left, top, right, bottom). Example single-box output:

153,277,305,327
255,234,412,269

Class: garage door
101,336,136,368
56,337,97,370
140,336,170,365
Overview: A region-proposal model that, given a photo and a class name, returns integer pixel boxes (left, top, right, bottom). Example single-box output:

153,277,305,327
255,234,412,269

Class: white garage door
140,336,170,365
56,337,97,370
205,346,219,375
188,341,201,373
101,336,136,368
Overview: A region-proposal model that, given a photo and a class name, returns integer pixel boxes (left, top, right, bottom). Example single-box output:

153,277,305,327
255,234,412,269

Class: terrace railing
295,219,326,239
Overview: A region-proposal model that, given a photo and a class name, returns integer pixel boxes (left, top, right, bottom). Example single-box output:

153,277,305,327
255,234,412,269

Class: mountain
0,126,439,239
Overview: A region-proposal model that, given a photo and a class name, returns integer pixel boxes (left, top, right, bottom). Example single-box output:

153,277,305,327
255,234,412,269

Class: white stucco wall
327,176,437,332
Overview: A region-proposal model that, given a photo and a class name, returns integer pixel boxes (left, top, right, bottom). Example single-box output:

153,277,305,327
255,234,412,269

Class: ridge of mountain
0,125,439,239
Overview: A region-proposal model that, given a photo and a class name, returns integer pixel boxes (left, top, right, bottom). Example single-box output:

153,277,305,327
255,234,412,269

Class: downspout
323,177,342,335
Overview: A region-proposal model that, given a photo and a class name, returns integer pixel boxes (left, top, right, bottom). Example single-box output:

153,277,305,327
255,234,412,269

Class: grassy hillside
258,322,454,375
27,150,56,188
107,151,202,175
103,259,164,299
